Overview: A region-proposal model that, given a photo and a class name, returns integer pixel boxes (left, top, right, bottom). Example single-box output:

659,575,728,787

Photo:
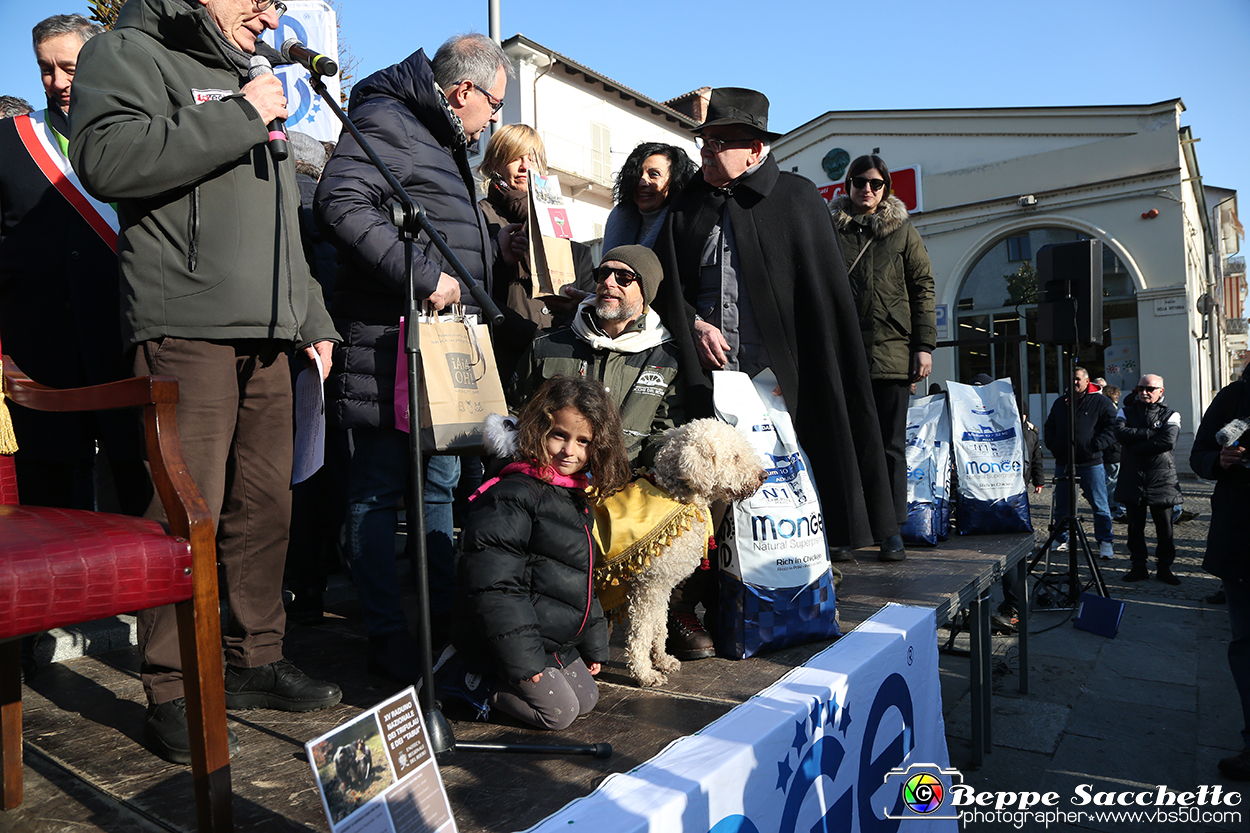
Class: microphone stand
1027,302,1109,606
307,71,610,761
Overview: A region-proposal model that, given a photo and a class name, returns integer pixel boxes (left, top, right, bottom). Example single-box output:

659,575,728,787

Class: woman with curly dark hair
601,142,696,252
452,376,628,729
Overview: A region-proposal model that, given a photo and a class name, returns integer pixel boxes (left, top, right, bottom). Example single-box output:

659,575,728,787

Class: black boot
224,658,342,711
144,697,239,765
828,546,855,563
1122,563,1149,582
878,534,906,562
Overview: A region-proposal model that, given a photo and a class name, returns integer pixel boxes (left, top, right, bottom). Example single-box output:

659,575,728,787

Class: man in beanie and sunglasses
510,244,685,471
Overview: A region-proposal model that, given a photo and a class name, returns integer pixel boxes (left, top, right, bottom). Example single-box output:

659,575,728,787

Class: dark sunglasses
850,176,886,193
594,266,639,287
1134,385,1161,393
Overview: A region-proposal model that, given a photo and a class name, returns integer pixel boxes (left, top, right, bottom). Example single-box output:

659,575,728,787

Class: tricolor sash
13,110,118,253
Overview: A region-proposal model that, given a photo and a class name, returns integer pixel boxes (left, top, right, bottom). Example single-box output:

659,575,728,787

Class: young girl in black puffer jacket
451,377,631,730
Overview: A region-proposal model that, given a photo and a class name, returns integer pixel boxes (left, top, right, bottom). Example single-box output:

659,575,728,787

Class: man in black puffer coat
1115,374,1182,584
315,34,511,683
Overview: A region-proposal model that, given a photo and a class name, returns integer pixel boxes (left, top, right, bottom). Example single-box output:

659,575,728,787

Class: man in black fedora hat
653,87,901,563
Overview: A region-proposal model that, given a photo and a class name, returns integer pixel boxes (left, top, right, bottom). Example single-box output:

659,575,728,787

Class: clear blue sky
3,0,1246,230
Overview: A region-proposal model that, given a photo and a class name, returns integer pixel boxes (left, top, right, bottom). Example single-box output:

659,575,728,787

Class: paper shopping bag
394,309,508,453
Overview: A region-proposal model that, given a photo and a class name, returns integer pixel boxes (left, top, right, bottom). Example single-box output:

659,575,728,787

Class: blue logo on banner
754,673,915,833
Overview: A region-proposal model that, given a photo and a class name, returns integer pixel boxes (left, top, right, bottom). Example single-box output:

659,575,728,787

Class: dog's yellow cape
592,478,714,617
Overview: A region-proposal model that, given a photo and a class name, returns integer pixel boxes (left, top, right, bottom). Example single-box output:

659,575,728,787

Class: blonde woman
478,125,589,373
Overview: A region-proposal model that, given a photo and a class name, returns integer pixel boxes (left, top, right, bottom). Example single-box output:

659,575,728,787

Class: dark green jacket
830,194,935,380
509,304,684,470
68,0,336,348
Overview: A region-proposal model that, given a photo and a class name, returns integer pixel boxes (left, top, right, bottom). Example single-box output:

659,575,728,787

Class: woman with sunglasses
829,155,936,554
478,124,593,377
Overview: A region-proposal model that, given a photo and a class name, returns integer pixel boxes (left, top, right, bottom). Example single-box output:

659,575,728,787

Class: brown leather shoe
667,611,715,660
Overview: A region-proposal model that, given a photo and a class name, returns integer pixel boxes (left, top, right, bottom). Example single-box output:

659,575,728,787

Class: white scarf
570,299,672,353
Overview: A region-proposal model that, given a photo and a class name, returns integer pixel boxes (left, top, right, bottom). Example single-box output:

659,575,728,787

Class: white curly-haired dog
622,418,766,686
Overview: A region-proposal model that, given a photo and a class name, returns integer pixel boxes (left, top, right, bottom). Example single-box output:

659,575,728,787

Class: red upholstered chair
0,355,233,832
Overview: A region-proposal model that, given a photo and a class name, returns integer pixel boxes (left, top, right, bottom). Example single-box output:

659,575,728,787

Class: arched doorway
953,227,1137,423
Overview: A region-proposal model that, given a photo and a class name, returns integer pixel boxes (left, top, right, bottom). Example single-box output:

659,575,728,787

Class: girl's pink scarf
468,461,589,502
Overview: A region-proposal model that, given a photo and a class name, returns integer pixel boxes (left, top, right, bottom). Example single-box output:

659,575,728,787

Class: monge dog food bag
712,370,840,659
934,394,953,540
948,379,1033,534
901,393,946,545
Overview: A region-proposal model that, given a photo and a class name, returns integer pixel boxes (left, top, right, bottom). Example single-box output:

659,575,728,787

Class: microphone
247,55,288,162
1217,418,1249,448
281,38,338,77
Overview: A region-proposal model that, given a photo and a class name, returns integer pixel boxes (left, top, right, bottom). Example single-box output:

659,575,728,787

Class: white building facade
774,99,1240,458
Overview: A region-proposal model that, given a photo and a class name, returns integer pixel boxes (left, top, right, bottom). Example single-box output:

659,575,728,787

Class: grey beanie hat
290,131,326,175
600,244,662,307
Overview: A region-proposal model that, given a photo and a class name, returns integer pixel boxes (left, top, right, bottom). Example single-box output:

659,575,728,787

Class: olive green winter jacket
68,0,336,349
830,194,936,380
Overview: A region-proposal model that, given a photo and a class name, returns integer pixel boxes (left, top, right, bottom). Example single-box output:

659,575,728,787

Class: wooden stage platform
7,531,1036,832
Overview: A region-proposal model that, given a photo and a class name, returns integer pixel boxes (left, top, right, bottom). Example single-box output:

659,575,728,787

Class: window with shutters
590,123,611,185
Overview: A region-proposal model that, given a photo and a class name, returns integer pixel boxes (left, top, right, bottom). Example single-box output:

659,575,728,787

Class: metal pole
489,0,501,43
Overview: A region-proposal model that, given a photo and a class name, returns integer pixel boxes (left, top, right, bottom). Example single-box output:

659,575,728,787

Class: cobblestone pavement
940,474,1245,832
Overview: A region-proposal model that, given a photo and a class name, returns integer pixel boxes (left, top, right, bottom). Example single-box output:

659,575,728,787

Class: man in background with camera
1191,361,1250,780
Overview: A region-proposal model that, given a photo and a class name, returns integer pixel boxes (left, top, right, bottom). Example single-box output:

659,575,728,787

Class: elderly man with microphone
69,0,342,765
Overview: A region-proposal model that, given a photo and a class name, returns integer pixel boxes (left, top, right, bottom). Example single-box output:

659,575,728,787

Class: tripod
1026,348,1110,606
309,71,610,761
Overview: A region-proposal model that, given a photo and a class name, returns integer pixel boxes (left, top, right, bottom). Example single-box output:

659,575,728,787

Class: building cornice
502,34,697,129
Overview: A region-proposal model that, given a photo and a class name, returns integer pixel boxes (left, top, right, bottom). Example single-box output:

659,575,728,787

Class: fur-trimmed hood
484,412,519,459
829,194,909,238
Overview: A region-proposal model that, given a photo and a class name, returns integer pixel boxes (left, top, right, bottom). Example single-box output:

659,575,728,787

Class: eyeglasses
695,135,756,153
470,82,504,114
1134,385,1161,393
254,0,287,14
850,176,886,193
594,266,639,287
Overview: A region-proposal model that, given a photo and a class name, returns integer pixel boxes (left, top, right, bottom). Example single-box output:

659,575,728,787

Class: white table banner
524,603,956,833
